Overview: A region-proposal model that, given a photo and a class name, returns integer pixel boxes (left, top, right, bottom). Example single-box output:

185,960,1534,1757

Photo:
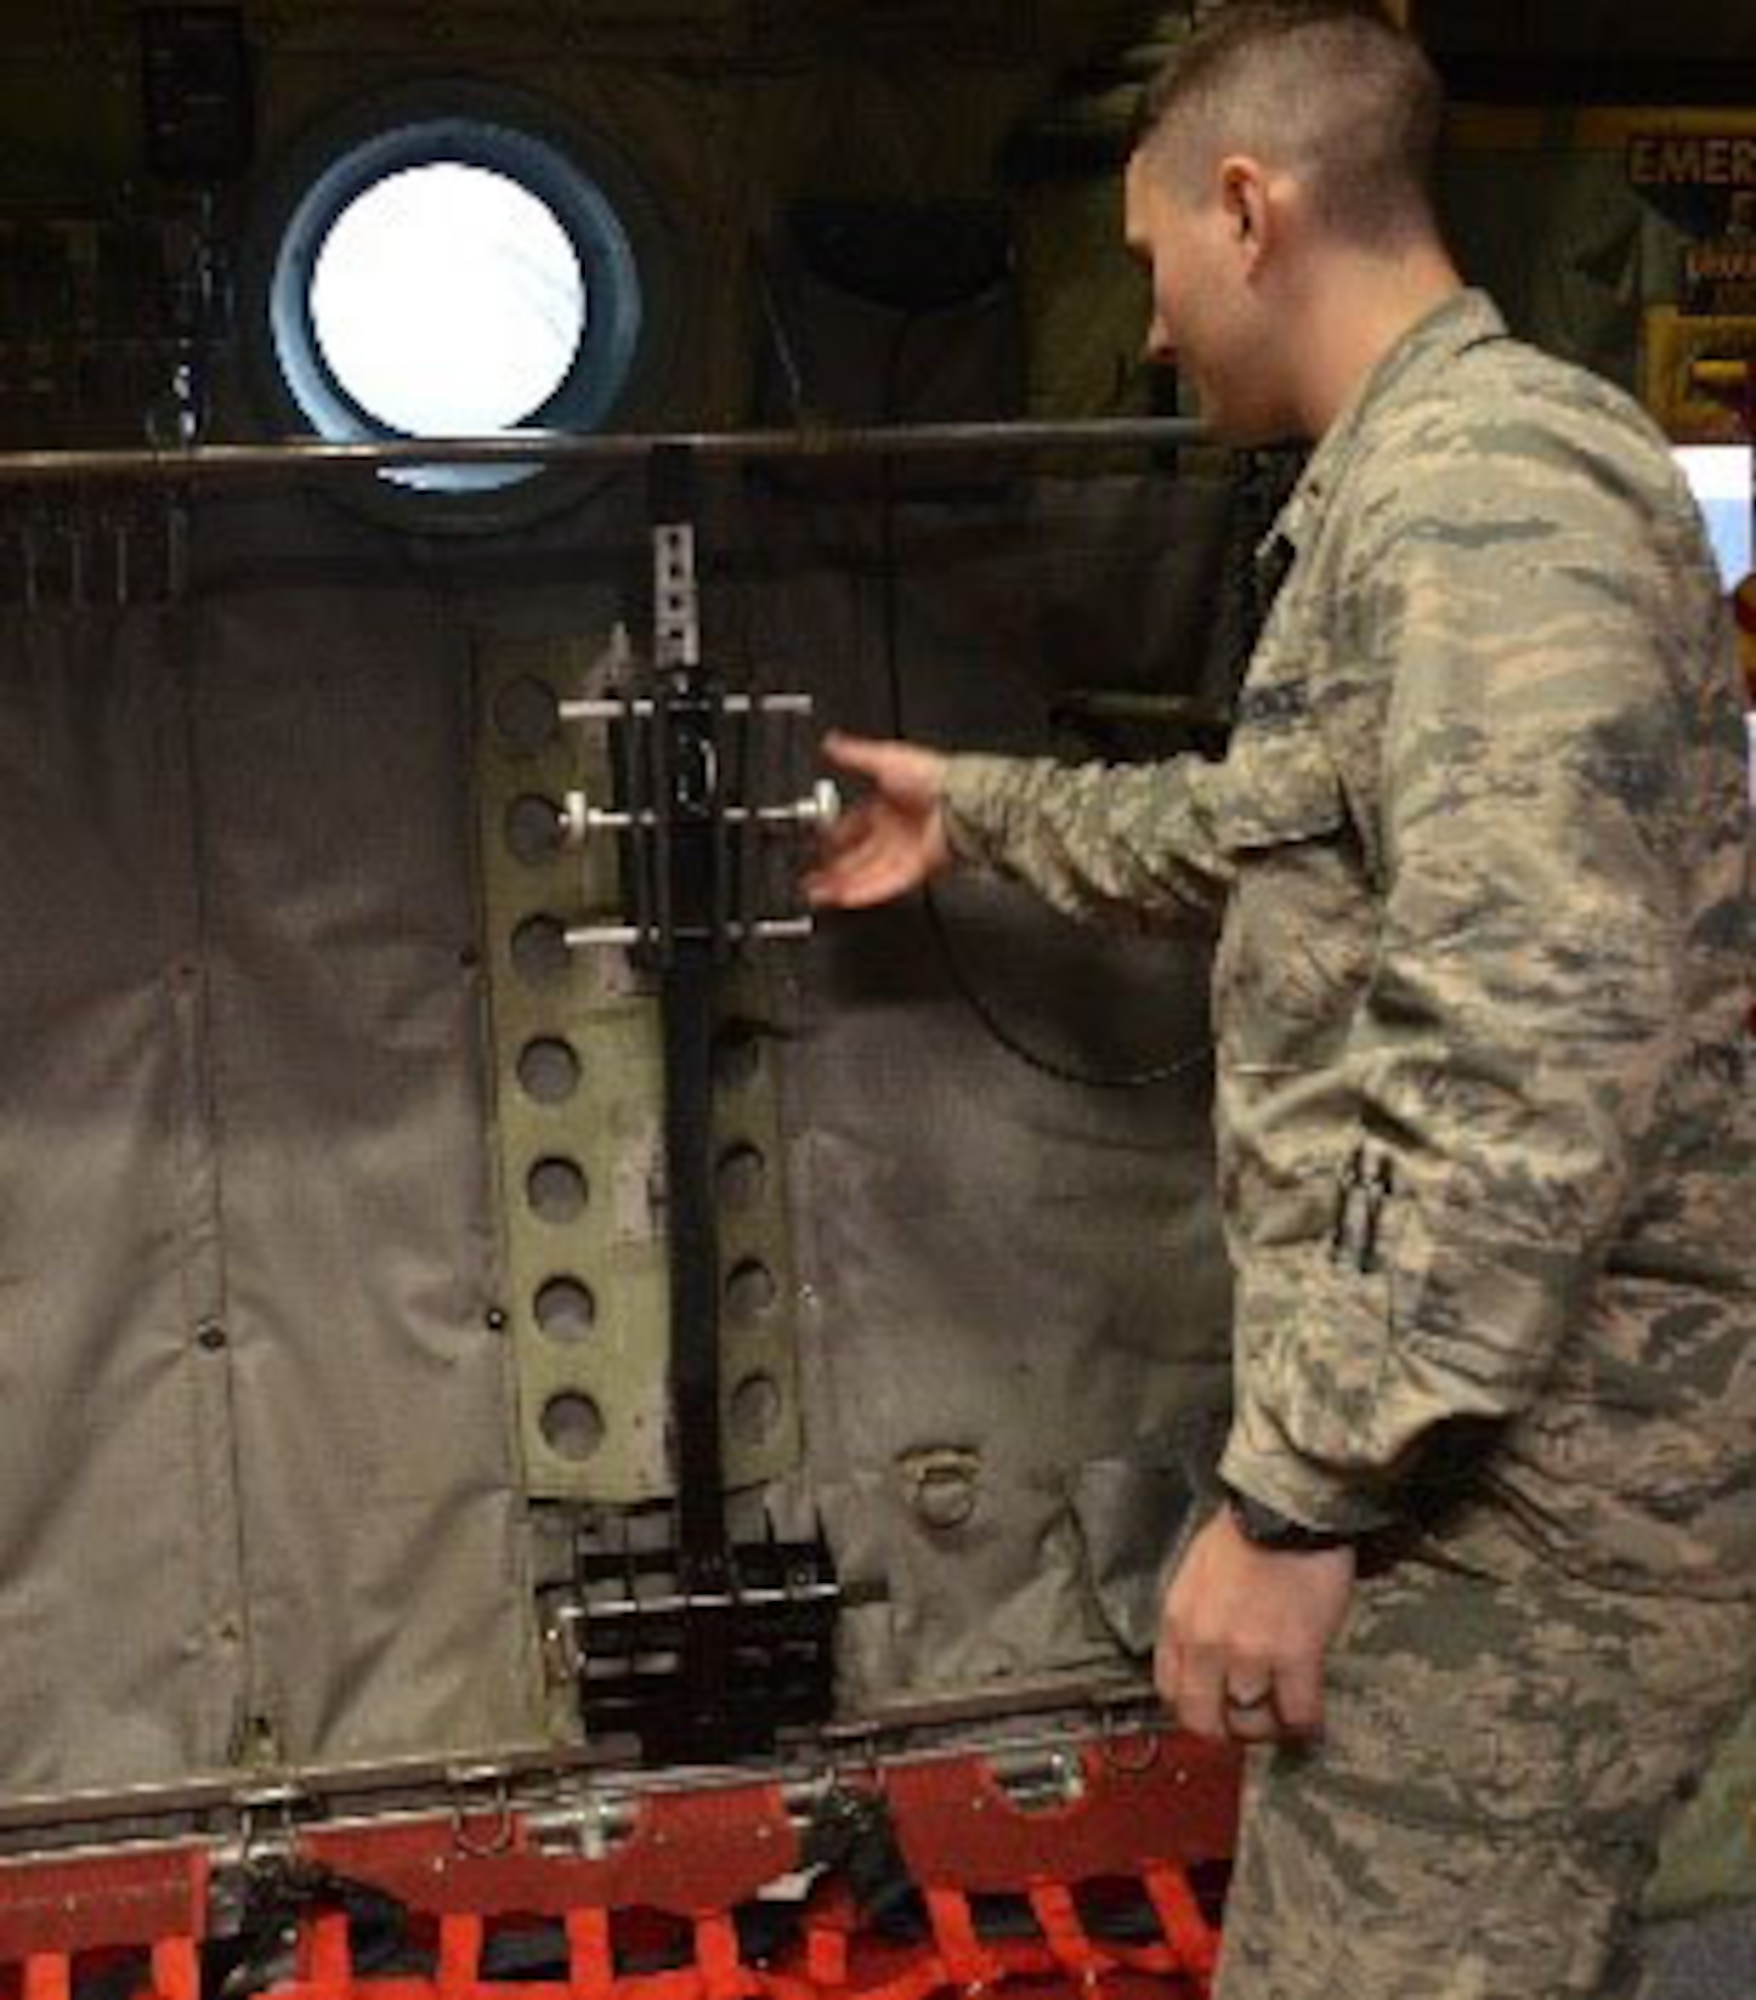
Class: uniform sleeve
940,751,1233,935
1219,437,1731,1532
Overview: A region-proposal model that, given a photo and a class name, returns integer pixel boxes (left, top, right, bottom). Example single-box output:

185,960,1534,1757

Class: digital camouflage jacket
943,289,1756,1596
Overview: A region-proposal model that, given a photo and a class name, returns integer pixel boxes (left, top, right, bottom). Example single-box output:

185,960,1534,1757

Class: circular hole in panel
493,675,560,754
512,913,572,985
505,792,565,864
725,1258,777,1323
731,1371,783,1449
527,1155,589,1223
716,1143,767,1212
517,1036,581,1103
541,1391,605,1462
535,1275,597,1342
712,1025,762,1091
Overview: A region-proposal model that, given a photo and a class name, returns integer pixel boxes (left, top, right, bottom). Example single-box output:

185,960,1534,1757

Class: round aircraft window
243,86,674,526
309,161,585,440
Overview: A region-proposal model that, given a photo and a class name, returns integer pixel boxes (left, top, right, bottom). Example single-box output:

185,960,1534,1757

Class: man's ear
1218,155,1273,266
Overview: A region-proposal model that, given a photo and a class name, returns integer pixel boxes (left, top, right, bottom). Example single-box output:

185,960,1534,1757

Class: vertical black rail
569,451,842,1760
662,936,730,1748
648,445,732,1752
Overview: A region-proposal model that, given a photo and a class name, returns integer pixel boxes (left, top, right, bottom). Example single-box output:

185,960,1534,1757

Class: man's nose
1141,318,1176,369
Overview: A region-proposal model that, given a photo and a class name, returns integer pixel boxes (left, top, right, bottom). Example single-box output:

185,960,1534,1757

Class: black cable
917,884,1211,1089
873,319,1212,1092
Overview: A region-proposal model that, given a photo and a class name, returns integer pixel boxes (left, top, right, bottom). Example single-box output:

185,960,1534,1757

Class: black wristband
1225,1488,1357,1553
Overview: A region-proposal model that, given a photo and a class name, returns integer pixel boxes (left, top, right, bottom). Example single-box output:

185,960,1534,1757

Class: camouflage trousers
1213,1517,1756,2000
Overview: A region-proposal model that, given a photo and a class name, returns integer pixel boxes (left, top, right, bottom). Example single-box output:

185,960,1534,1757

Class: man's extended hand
1157,1507,1356,1743
803,731,954,909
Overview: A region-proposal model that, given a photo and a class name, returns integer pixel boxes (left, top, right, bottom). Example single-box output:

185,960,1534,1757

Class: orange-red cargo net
275,1868,1220,2000
0,1734,1238,2000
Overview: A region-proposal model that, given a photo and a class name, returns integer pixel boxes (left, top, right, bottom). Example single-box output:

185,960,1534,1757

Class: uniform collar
1259,287,1509,567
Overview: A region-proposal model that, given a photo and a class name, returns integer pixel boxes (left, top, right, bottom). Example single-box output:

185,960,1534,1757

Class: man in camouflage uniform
806,3,1756,1995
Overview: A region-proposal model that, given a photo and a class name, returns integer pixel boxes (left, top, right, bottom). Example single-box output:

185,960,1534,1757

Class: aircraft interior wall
0,0,1748,1938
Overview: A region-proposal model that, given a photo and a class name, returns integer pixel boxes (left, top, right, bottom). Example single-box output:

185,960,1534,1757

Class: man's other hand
804,731,954,909
1157,1508,1356,1744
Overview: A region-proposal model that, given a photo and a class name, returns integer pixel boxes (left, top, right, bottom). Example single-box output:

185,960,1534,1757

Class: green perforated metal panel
476,631,804,1504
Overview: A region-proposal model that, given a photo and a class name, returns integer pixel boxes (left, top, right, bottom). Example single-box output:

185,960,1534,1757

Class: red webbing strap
567,1908,616,2000
1025,1884,1108,1986
307,1910,355,1990
438,1914,484,2000
24,1955,69,2000
1142,1868,1218,1981
803,1918,849,1993
693,1914,757,2000
921,1887,1004,1994
832,1943,962,2000
638,1973,709,2000
150,1936,202,2000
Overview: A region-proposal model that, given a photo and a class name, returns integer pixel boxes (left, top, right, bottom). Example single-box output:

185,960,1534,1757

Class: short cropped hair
1132,2,1444,248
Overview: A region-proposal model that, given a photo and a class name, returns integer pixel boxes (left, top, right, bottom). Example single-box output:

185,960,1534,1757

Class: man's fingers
1223,1695,1281,1745
806,805,882,884
820,730,946,814
804,849,921,909
820,730,896,781
1268,1651,1325,1738
1153,1627,1182,1714
814,807,869,860
804,803,894,905
1170,1642,1229,1741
